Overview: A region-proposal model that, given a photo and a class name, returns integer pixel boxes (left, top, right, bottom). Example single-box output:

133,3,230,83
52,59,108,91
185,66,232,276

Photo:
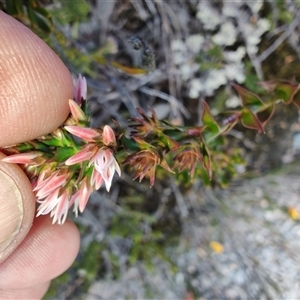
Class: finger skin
0,216,80,290
0,281,51,299
0,11,80,299
0,11,74,146
0,152,35,263
0,10,76,258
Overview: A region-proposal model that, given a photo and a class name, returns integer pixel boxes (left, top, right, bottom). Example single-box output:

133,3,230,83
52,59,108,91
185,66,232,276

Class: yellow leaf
112,61,147,75
288,207,299,220
209,241,224,253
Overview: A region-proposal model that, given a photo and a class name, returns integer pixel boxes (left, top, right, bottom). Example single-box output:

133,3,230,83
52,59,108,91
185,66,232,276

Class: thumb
0,11,74,262
0,152,35,262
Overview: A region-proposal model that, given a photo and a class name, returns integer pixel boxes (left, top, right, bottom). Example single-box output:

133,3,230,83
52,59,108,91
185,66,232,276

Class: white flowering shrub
172,1,271,106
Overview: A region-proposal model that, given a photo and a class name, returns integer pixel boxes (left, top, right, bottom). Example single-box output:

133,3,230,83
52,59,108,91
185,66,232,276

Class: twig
155,2,178,101
101,68,139,116
130,0,149,21
171,181,189,220
139,86,190,118
257,10,300,63
236,11,264,80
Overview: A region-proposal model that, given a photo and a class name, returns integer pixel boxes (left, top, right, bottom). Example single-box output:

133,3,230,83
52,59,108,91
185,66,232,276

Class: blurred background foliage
3,0,300,298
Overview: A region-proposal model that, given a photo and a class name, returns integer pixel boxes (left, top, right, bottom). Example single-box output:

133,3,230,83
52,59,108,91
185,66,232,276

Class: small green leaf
201,100,220,142
157,132,180,152
27,5,37,25
274,82,299,104
241,108,264,132
33,7,53,33
50,0,90,25
132,136,154,150
53,147,77,162
206,44,223,60
27,6,53,33
5,0,20,15
162,126,203,143
260,80,299,104
232,83,265,112
260,80,300,106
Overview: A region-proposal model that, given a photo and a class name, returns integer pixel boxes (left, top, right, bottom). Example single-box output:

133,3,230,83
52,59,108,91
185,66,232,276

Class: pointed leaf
292,88,300,108
27,5,38,27
112,61,147,75
132,136,154,150
241,108,264,132
295,66,300,83
157,132,180,152
260,80,300,105
201,100,220,142
120,135,140,152
232,83,265,112
53,147,78,163
136,107,159,126
161,126,203,142
35,8,53,32
200,141,212,179
256,103,275,128
159,158,174,173
274,82,300,104
5,0,21,15
28,6,53,33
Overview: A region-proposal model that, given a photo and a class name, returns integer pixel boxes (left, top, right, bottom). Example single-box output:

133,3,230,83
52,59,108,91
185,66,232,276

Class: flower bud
102,125,116,146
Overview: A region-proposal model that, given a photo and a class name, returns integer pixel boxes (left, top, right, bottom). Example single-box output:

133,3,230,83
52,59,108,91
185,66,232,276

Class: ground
8,1,300,298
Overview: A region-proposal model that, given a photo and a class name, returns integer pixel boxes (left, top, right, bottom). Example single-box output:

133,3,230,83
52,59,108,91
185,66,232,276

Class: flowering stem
1,75,295,224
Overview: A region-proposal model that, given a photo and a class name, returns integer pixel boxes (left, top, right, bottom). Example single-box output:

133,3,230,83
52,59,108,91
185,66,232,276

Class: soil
43,1,300,298
87,161,300,299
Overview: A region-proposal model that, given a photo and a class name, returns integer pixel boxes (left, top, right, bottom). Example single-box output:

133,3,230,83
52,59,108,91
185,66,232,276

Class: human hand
0,11,80,299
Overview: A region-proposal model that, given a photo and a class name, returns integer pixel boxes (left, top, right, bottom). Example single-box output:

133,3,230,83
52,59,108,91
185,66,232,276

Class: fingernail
0,170,23,252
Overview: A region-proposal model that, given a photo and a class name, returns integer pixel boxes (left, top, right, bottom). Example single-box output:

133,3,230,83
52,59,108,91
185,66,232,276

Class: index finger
0,11,73,147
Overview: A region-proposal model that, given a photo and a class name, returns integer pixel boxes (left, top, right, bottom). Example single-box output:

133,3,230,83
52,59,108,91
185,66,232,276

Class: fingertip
0,281,51,299
0,215,80,289
0,11,74,146
0,152,35,263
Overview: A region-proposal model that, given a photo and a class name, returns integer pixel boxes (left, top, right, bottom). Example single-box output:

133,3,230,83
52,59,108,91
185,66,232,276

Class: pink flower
67,146,121,192
74,74,87,104
36,187,72,225
69,178,93,216
65,125,121,191
34,170,76,224
51,192,70,224
89,148,121,191
2,152,42,164
65,144,98,165
36,189,60,216
68,99,86,122
64,126,100,142
34,171,69,199
91,167,104,190
102,125,116,146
